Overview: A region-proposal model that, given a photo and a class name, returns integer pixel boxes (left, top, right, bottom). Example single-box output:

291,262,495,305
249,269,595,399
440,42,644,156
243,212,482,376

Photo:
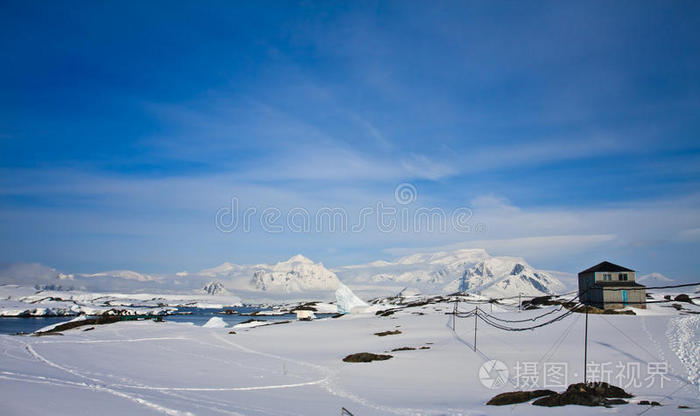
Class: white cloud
0,263,60,285
675,227,700,242
384,234,617,259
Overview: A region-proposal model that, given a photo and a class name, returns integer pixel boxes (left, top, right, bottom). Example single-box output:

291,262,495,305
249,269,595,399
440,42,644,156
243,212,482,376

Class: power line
537,313,580,364
590,282,700,291
475,307,580,332
446,281,700,386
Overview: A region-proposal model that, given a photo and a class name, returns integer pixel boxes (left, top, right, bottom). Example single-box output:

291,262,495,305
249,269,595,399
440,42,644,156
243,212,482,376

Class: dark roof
579,261,635,274
594,281,646,288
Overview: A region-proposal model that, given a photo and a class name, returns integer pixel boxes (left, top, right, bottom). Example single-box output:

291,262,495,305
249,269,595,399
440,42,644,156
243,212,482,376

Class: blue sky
1,1,699,279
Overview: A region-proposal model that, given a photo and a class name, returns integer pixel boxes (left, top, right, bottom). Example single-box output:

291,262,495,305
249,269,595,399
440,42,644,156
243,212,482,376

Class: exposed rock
36,314,123,335
532,382,632,407
374,330,401,336
674,294,692,303
572,305,636,315
487,390,556,406
342,352,393,363
202,280,228,295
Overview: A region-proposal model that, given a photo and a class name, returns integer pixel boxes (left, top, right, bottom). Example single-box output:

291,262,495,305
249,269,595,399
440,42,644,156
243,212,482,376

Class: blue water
0,307,330,335
0,316,78,335
161,307,297,327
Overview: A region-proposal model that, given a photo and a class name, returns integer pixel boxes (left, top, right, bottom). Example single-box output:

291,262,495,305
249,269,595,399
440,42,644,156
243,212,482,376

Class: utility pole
452,297,458,331
518,293,522,312
474,306,478,352
584,306,589,384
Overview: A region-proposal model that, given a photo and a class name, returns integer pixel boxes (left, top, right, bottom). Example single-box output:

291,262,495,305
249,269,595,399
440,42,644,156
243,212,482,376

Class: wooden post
474,306,478,352
452,298,457,331
584,306,589,384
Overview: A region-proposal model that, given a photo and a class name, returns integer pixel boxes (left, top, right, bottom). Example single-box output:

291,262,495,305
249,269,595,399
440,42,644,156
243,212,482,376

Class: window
619,273,628,281
602,273,612,281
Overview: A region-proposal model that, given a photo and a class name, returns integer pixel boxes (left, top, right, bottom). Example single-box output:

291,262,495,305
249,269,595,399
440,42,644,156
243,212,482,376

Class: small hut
578,261,646,309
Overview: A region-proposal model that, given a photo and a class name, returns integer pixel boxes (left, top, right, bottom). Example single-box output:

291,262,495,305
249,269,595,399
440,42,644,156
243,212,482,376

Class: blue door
622,290,628,306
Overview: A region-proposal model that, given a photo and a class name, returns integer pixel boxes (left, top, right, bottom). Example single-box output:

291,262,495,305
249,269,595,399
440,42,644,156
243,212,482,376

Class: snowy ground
0,285,242,317
1,295,698,415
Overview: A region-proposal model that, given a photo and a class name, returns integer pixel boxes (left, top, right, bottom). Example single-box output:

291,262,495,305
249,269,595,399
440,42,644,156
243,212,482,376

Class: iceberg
335,283,368,314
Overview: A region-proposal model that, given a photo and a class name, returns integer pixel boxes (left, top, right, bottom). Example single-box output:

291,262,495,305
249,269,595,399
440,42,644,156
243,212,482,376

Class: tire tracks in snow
212,333,425,416
24,342,194,416
19,335,313,416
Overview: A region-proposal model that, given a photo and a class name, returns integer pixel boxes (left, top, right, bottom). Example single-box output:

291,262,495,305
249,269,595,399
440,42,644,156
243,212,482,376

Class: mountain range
334,248,567,297
0,248,578,299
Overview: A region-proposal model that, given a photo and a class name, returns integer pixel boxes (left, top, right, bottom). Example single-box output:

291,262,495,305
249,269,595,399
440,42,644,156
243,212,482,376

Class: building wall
578,272,596,303
594,271,636,282
586,287,605,308
579,269,646,309
602,287,646,309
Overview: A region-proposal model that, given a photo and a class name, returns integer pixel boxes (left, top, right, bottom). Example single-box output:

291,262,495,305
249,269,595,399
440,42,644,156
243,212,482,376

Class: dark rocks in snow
488,383,633,408
374,330,401,336
343,352,393,363
202,281,228,295
521,296,556,308
510,264,525,275
240,318,264,324
36,314,123,335
571,305,635,315
531,382,632,407
391,347,415,352
291,305,317,312
674,294,692,303
487,390,556,406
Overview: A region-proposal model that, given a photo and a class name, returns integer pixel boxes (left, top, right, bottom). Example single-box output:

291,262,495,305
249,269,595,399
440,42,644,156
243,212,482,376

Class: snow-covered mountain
200,255,341,294
249,255,340,292
0,250,568,300
202,280,229,295
637,272,674,286
441,256,567,297
335,248,567,298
